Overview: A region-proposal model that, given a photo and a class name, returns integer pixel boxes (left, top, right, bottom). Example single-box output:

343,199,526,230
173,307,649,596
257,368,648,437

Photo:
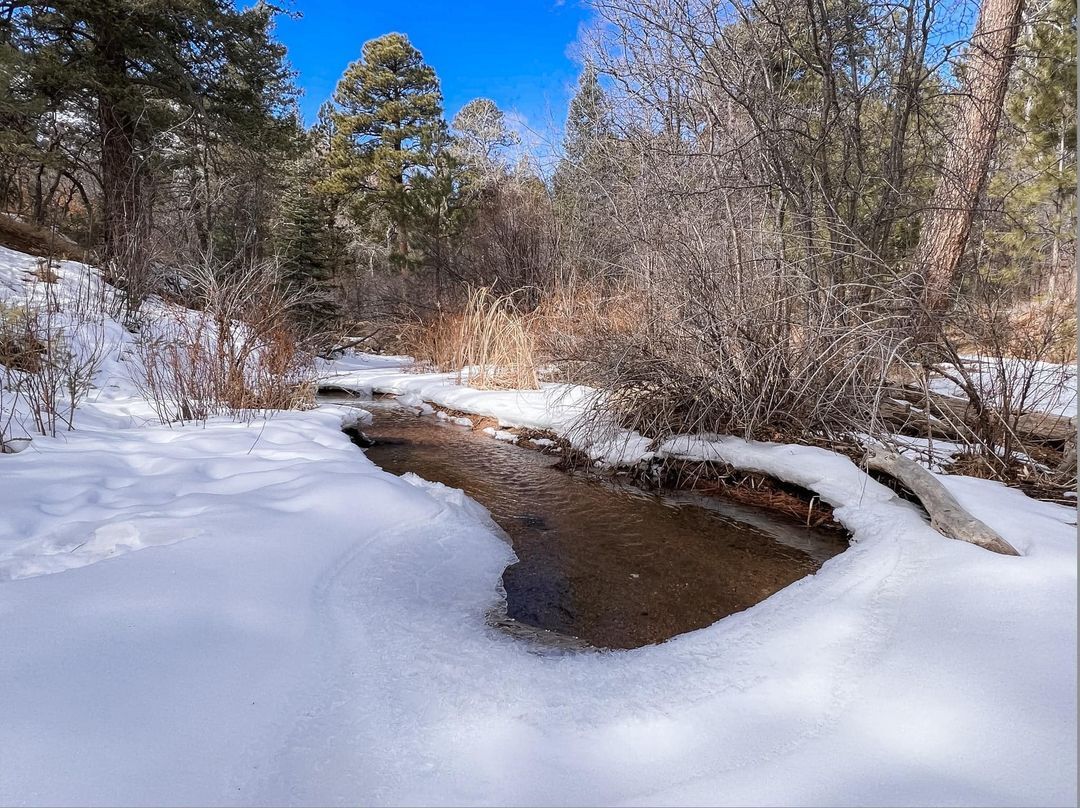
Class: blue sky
276,0,592,145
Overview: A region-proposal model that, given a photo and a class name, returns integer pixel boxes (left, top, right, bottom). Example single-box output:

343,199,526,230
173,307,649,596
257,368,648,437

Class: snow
483,425,519,443
0,246,132,441
318,354,654,465
0,246,1075,805
929,355,1077,417
339,406,373,429
434,409,474,427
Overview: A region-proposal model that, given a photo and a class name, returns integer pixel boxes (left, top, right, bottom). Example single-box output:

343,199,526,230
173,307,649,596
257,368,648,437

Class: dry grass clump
24,258,60,284
403,286,540,390
531,280,645,363
949,295,1077,363
400,281,644,390
0,302,45,372
1003,298,1076,362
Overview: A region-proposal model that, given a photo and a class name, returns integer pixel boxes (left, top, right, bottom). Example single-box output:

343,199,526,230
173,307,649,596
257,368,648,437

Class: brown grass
0,302,45,372
24,258,60,284
947,296,1078,363
403,287,540,390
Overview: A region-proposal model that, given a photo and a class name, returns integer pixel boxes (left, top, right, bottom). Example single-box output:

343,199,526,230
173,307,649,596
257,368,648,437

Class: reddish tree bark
913,0,1026,315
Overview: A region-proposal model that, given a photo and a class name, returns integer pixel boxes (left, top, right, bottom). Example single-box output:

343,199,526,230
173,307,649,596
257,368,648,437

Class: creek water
340,399,848,649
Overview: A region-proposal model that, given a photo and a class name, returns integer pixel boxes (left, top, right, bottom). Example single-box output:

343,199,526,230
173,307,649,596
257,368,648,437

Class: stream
334,398,848,650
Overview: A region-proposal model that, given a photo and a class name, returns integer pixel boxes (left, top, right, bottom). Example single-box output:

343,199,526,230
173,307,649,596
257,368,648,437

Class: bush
0,267,107,441
134,258,316,423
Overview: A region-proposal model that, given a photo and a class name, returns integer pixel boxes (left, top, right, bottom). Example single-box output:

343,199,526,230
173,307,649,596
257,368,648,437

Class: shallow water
348,401,848,649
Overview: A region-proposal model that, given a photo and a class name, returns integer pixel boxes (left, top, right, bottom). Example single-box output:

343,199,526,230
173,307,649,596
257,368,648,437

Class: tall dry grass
531,280,647,364
403,287,540,390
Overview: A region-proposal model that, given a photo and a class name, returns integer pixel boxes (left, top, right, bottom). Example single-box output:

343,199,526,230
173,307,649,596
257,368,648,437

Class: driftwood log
1013,410,1077,444
866,448,1021,556
877,395,967,442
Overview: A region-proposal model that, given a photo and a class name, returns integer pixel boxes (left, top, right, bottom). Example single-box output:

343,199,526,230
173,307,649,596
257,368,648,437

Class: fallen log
865,448,1020,556
1013,410,1077,445
876,395,971,442
883,384,1076,446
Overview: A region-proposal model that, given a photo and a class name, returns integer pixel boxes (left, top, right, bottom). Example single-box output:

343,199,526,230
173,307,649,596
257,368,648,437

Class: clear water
347,401,848,649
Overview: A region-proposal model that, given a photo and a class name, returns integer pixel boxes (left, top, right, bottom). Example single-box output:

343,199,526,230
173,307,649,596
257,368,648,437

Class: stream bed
344,400,848,650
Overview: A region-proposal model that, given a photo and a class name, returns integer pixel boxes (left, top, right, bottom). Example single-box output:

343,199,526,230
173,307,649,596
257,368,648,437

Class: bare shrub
576,256,909,443
919,285,1077,482
134,256,315,424
0,259,109,440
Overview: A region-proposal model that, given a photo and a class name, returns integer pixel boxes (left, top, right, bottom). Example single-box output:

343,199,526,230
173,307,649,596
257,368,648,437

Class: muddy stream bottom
346,401,848,650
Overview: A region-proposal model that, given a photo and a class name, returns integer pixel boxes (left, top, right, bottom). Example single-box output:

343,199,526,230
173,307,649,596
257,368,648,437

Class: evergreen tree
450,98,519,183
408,127,470,302
275,175,342,332
562,64,612,169
554,64,621,281
2,0,296,297
325,33,444,268
277,164,338,291
272,110,349,333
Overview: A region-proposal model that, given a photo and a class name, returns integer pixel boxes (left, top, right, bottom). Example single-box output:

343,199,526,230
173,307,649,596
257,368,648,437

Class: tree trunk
95,31,144,298
391,137,409,272
911,0,1026,316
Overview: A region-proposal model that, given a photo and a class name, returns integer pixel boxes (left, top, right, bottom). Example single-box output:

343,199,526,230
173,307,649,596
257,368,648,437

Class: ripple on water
353,403,849,650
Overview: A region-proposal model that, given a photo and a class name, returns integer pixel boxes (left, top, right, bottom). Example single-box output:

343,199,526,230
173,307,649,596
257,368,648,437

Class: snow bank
0,245,135,440
318,354,654,465
930,355,1077,417
338,405,373,430
0,253,1074,806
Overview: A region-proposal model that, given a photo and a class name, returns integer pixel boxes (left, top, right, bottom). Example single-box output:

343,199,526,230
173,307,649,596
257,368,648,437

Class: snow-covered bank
319,353,655,465
0,246,1075,805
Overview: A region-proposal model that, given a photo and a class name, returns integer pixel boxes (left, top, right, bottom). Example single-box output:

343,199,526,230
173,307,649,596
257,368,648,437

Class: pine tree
278,175,337,289
275,176,341,331
562,64,612,169
554,64,621,281
3,0,296,298
408,126,470,302
450,98,519,183
325,33,444,268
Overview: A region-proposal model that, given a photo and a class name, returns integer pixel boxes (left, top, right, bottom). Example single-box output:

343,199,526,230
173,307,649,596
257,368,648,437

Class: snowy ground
929,356,1077,418
0,246,1076,806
